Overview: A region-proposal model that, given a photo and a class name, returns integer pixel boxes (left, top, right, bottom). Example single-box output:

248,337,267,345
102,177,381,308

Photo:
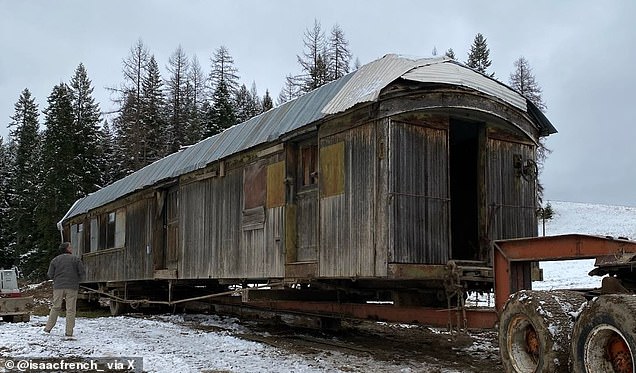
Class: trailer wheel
499,290,586,373
108,290,128,316
571,294,636,373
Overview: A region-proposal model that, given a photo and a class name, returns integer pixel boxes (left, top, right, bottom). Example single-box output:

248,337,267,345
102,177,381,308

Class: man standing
44,242,86,337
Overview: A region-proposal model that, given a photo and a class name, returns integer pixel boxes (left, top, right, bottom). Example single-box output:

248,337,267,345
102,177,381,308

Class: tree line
0,25,546,279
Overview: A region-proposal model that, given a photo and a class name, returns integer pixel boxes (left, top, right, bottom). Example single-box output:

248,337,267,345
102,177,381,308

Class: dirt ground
21,281,502,372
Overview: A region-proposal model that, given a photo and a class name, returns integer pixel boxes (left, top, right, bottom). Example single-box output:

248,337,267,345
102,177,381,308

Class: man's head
59,242,72,254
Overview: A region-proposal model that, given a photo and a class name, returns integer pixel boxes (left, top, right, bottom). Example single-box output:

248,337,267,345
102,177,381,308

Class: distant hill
540,200,636,239
534,201,636,289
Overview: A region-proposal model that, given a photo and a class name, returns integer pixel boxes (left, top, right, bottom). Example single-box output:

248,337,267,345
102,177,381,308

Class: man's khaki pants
44,288,78,336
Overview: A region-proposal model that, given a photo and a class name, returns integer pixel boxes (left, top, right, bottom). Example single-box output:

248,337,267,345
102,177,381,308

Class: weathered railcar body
59,55,555,301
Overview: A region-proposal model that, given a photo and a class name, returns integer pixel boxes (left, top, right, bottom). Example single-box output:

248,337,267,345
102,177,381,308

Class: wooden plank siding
388,121,450,264
124,199,153,280
486,138,537,240
319,123,378,277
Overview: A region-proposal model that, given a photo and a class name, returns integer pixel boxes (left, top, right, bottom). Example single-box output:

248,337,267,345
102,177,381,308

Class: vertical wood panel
389,122,450,264
487,139,537,240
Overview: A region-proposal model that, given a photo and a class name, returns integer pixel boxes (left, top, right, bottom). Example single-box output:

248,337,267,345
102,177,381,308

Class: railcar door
295,142,319,262
164,187,179,270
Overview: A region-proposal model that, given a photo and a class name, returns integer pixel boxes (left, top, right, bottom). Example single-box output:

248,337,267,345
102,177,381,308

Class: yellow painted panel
267,161,286,208
320,142,345,197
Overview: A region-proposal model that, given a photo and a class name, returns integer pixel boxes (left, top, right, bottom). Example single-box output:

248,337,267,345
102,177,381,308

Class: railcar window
106,212,116,249
300,145,318,187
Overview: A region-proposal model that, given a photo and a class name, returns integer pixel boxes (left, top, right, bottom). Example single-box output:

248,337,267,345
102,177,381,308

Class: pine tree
248,82,262,117
297,19,329,92
277,74,302,105
100,119,120,185
0,138,15,269
206,80,236,136
432,46,438,56
208,46,240,96
328,24,351,80
509,56,549,203
37,83,77,277
353,57,361,70
140,56,168,161
184,55,206,145
7,89,41,275
262,90,273,112
466,33,493,76
234,84,252,124
445,48,456,60
69,63,103,194
114,39,151,174
166,46,189,152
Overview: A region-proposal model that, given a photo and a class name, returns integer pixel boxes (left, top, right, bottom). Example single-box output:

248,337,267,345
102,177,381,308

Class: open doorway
449,119,481,261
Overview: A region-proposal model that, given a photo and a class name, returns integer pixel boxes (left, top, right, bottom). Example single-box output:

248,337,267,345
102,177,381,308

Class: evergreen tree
7,89,41,275
277,74,302,105
184,55,206,145
0,138,15,269
432,46,438,56
140,56,168,161
69,63,103,194
248,82,262,117
166,46,189,152
297,19,329,92
208,46,240,95
234,84,252,124
353,57,361,70
466,33,493,76
37,83,76,278
262,89,273,112
206,80,236,136
509,56,549,203
445,48,456,60
100,119,120,185
114,39,150,174
328,24,351,80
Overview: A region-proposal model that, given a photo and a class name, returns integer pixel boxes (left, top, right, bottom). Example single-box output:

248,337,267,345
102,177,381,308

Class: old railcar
58,55,555,310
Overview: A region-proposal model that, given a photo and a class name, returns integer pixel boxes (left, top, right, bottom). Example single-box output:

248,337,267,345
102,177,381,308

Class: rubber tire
571,294,636,373
499,290,586,373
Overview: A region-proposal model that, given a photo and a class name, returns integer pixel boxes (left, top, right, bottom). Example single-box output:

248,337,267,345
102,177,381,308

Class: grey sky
1,0,634,206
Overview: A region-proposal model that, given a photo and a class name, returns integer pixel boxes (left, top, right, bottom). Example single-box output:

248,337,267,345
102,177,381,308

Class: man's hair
59,242,71,254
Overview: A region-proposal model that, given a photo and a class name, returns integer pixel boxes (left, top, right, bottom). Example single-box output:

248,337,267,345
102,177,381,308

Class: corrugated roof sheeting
61,54,551,222
401,60,527,110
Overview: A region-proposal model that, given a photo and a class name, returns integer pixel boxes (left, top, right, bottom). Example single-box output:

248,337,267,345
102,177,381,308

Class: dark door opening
449,119,481,261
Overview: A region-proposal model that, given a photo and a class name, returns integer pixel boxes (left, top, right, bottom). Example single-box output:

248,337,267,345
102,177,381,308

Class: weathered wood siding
83,248,125,282
487,138,537,240
125,199,153,280
388,121,450,264
319,123,377,277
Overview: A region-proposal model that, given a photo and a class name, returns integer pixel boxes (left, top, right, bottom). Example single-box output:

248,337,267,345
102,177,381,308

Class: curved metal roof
60,55,556,224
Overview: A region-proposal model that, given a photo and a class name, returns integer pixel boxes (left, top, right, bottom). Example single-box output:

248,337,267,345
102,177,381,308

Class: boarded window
320,141,345,197
243,161,267,209
70,223,85,254
300,144,318,187
267,161,285,208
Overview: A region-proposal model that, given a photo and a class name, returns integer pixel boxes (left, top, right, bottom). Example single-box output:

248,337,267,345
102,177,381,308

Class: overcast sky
1,0,635,206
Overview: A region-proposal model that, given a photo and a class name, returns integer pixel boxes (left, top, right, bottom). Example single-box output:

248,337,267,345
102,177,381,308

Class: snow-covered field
534,200,636,290
2,200,635,372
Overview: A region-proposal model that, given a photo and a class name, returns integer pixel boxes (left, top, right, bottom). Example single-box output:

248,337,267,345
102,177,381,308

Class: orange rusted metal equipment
493,234,636,312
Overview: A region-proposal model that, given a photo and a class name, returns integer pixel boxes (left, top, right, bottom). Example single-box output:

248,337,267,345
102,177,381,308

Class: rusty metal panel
243,161,267,210
266,161,285,208
320,142,345,197
319,123,376,277
389,122,450,264
486,138,537,241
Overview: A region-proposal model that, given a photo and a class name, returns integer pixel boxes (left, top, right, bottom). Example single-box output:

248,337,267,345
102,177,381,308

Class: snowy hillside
534,200,636,290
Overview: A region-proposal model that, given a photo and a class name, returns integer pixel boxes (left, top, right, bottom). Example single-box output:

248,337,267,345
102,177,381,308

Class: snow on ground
1,314,462,373
3,200,635,373
534,200,636,290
